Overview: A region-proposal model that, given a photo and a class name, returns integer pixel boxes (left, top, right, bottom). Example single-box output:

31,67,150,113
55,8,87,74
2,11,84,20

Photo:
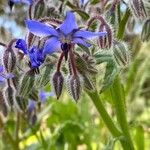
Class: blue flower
0,65,14,87
8,0,33,9
80,0,89,6
27,90,54,112
15,39,45,69
38,90,54,103
27,100,36,113
25,11,107,57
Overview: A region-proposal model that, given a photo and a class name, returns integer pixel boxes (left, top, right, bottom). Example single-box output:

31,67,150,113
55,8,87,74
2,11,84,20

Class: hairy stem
110,76,135,150
87,90,134,150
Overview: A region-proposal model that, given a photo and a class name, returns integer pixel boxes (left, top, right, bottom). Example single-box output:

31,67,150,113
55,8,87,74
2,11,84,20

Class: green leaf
101,60,118,92
134,125,144,150
74,10,90,20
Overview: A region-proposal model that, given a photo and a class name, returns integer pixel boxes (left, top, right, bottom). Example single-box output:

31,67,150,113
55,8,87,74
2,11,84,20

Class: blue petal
73,38,91,47
28,100,35,112
0,76,5,83
28,47,45,68
25,20,58,37
44,37,61,55
0,65,4,73
5,73,14,79
74,30,107,39
80,0,89,5
38,90,47,103
15,39,28,54
36,48,45,63
59,11,78,35
10,0,32,4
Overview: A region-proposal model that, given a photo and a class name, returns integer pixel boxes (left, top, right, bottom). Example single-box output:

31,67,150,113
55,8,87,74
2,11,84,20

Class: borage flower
15,39,45,69
27,90,54,125
0,65,14,88
38,90,54,103
26,11,107,101
8,0,33,10
25,11,107,60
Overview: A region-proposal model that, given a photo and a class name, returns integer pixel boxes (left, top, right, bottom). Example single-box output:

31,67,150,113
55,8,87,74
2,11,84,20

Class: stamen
61,43,71,61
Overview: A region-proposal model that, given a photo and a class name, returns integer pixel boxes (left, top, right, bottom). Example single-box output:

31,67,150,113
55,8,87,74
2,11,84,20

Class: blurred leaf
134,125,145,150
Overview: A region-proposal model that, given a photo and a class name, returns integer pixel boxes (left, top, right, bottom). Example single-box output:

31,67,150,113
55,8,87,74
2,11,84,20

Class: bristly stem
87,90,133,150
87,90,122,137
110,76,135,150
7,38,17,51
56,53,64,72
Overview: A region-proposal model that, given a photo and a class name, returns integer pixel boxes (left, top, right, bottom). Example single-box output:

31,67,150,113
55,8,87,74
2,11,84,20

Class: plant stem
87,90,121,137
14,113,21,149
87,90,133,150
110,76,135,150
117,9,130,39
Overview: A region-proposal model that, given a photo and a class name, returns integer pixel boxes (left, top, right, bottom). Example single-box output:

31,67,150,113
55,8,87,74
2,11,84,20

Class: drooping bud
33,0,46,19
87,15,113,49
129,0,147,20
4,85,16,108
98,23,113,49
113,41,130,68
18,70,35,98
3,48,16,72
0,91,8,117
141,18,150,42
66,75,81,102
52,71,64,99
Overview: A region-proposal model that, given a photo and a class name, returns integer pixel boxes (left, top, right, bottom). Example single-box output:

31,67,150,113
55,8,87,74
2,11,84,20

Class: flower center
61,43,71,61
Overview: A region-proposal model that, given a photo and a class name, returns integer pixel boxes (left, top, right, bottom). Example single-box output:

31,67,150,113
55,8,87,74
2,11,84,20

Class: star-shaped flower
15,39,45,69
25,11,107,58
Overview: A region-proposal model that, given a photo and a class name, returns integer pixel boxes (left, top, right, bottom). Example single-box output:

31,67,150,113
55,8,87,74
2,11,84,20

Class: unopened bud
141,18,150,42
66,75,81,102
33,0,46,19
4,86,15,107
98,23,113,49
113,41,130,68
19,70,35,98
129,0,147,20
52,71,64,99
3,49,16,72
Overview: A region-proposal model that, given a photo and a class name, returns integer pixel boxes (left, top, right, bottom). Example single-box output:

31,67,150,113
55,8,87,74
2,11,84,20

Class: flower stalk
110,76,135,150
